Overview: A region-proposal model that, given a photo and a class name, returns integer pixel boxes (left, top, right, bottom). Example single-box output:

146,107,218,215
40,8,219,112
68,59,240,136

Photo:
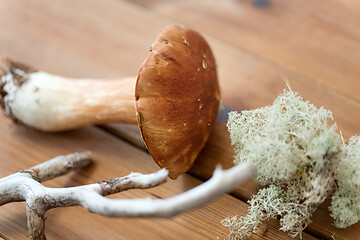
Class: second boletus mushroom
0,25,220,179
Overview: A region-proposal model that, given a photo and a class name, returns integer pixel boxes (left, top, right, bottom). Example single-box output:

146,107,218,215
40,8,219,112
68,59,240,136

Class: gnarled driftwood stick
0,152,255,240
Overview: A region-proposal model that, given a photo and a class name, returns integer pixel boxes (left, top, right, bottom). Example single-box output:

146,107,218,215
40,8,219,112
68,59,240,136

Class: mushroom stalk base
0,61,137,131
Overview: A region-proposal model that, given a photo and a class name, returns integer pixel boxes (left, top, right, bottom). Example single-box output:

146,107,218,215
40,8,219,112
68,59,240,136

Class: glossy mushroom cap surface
135,25,220,179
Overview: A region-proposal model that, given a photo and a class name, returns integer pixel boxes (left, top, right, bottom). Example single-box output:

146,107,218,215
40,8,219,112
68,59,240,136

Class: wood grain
0,116,314,240
135,0,360,102
0,0,318,239
99,1,360,237
115,1,360,239
0,0,358,239
122,0,360,139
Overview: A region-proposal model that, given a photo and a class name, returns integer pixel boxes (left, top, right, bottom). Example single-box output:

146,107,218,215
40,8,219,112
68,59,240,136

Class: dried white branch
74,162,255,218
0,152,255,240
0,152,92,205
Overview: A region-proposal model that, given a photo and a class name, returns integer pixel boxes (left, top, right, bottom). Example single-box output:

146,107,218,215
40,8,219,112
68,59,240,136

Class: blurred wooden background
0,0,359,239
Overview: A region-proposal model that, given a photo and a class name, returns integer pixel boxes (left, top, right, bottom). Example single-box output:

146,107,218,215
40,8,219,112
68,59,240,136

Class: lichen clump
222,90,360,239
330,136,360,228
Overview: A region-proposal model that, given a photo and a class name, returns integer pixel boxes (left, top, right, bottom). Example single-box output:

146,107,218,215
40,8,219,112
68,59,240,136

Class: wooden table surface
1,0,359,239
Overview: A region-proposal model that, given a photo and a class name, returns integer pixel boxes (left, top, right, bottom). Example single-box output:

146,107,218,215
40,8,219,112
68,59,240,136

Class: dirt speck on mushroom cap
135,25,220,179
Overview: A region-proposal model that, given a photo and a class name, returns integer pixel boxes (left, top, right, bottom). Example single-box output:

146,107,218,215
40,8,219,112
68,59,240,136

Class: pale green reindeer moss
330,136,360,228
222,90,359,239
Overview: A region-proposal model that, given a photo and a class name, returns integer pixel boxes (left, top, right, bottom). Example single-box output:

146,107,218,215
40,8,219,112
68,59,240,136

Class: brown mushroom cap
135,25,220,179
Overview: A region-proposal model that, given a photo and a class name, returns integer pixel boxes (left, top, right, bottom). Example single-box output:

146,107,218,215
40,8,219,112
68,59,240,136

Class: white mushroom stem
1,67,137,131
0,152,255,240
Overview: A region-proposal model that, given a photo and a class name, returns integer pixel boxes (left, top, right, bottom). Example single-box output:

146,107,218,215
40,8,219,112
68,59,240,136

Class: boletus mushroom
0,25,220,179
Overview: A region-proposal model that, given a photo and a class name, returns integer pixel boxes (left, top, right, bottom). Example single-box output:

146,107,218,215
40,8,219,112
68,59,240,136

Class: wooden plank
1,0,358,140
185,39,360,235
0,0,318,239
105,116,360,240
2,0,357,239
0,116,313,240
102,1,360,239
134,0,360,102
211,38,360,139
0,0,175,78
132,1,360,238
